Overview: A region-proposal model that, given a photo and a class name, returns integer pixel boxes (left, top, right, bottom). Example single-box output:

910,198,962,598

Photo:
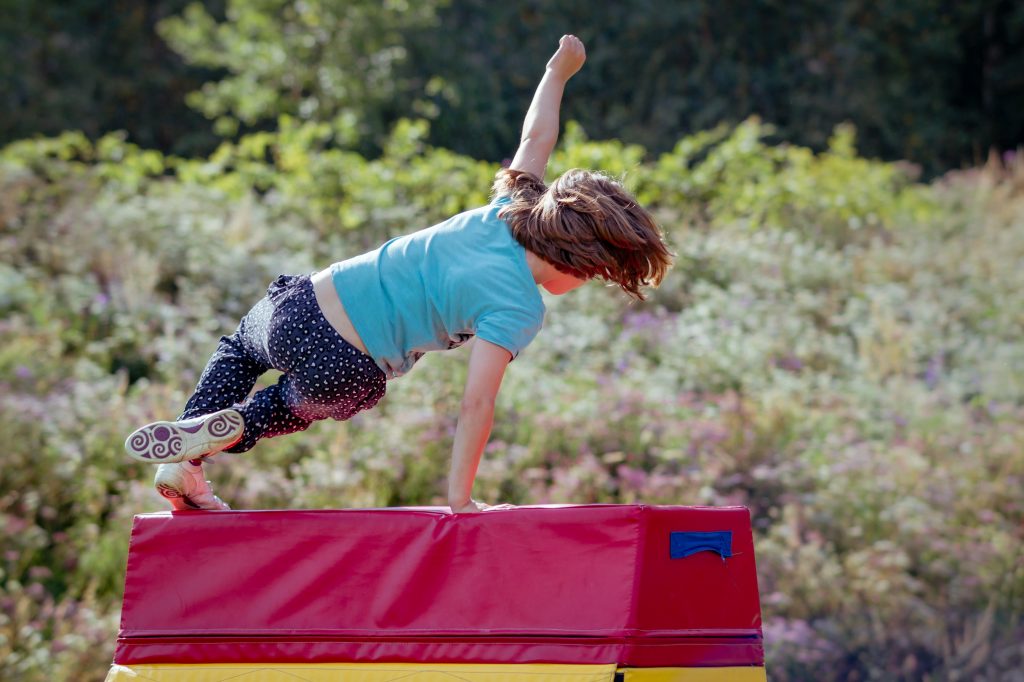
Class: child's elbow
460,394,497,416
520,131,558,149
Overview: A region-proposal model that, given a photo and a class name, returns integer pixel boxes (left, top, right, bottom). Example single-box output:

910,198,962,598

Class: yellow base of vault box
105,662,767,682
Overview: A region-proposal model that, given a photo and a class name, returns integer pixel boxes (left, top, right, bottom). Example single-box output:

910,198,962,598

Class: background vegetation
1,1,1023,680
2,0,1023,176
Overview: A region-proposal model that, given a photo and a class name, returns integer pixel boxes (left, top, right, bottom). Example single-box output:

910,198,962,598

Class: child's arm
448,339,513,513
508,34,586,180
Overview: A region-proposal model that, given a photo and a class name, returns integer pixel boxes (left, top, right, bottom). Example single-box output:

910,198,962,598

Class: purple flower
773,355,804,373
764,617,840,665
29,565,52,580
15,365,32,379
924,352,944,389
624,311,658,331
617,465,649,490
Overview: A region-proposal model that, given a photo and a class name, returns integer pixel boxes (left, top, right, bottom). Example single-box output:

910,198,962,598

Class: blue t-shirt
329,197,546,378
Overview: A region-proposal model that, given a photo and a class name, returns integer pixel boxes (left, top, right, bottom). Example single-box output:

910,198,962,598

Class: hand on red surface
450,499,517,513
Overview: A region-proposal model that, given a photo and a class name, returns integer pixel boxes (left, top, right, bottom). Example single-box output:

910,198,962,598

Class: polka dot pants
179,274,387,453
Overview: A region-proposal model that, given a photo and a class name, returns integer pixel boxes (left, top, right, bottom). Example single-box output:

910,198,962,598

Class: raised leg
180,301,273,420
224,373,314,452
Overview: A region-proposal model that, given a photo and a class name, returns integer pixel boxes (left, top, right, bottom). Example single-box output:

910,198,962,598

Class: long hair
492,168,673,300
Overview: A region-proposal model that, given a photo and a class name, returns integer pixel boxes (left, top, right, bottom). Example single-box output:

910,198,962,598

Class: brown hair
492,168,673,300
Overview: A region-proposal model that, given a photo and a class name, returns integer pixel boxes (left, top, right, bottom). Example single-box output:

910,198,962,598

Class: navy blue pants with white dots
179,274,386,452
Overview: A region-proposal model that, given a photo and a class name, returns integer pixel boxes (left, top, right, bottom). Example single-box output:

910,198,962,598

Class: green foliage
640,118,936,245
158,0,446,152
3,1,1023,175
170,115,495,253
2,122,1023,680
0,0,221,156
546,118,934,247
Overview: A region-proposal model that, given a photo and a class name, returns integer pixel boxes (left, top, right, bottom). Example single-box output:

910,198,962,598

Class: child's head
493,168,673,300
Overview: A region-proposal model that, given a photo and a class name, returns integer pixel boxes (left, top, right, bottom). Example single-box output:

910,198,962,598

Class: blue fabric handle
669,531,733,559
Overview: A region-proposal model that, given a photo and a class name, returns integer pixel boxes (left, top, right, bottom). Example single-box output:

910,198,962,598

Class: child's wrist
545,67,572,82
450,498,479,513
448,492,470,508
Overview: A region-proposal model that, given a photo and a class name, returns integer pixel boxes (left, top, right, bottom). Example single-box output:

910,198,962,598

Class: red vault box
114,505,763,667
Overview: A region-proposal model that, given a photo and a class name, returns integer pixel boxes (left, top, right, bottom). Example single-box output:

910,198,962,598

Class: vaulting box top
116,505,762,667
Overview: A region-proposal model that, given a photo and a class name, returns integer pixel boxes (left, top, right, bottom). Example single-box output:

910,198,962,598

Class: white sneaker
125,408,244,464
154,461,231,511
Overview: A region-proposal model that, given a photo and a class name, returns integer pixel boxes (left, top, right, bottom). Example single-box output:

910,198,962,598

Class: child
125,35,673,513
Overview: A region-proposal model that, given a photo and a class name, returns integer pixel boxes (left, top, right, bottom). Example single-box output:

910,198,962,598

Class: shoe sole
126,410,244,464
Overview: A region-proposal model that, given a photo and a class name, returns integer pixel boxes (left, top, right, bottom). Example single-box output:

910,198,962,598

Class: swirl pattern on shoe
125,409,244,464
154,461,230,511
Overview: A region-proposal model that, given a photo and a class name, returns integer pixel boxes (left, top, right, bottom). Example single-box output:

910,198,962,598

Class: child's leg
221,372,315,452
145,273,384,456
126,295,275,463
179,273,301,422
178,310,272,421
223,278,387,452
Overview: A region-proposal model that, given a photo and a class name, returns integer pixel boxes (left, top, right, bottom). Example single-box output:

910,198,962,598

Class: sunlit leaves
158,0,445,149
2,120,1023,680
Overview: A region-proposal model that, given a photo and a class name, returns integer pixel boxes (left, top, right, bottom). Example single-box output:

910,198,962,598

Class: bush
2,122,1022,680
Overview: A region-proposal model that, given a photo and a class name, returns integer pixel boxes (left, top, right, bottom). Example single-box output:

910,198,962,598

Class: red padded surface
115,505,762,666
113,637,765,667
635,507,763,633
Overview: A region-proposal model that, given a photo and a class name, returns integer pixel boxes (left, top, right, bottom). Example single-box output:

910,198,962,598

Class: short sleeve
475,307,544,359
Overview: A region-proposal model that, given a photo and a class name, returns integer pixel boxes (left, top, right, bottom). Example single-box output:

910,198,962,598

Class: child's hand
451,499,517,513
546,34,586,81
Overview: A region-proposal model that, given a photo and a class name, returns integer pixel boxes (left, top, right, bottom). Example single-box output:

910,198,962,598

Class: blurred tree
403,0,1024,176
0,0,224,156
1,0,1022,176
157,0,445,152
